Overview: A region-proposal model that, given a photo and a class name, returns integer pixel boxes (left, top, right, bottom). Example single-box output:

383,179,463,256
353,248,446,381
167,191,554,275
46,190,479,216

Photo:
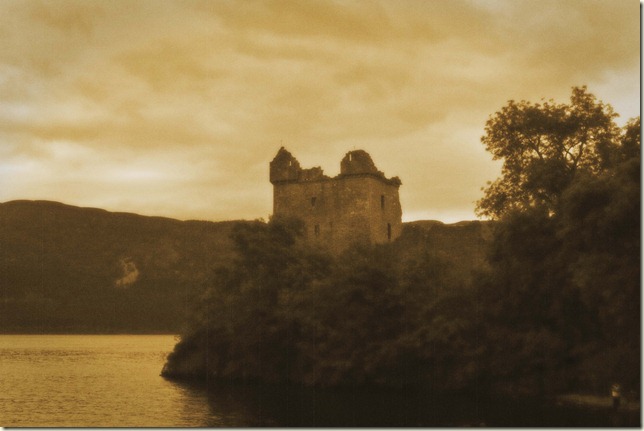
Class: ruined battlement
270,147,403,252
338,150,402,186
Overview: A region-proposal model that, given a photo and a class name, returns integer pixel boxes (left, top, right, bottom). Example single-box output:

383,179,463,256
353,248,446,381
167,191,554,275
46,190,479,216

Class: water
0,335,212,427
0,335,638,427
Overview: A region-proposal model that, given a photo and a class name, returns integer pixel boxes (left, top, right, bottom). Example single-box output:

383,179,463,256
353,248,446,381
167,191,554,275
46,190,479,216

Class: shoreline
556,393,640,412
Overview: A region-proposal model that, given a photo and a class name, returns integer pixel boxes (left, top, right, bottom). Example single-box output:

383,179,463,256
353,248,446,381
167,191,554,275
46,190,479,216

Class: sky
0,0,639,223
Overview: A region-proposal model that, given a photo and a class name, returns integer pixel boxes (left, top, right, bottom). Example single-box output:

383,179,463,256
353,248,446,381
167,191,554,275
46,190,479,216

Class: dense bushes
162,217,479,391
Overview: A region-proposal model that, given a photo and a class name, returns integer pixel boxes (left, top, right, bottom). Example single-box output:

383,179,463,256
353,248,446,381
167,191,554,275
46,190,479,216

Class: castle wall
271,148,402,253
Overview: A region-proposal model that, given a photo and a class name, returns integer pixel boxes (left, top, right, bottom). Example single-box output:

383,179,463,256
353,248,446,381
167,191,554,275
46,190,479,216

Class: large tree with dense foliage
476,88,640,395
477,86,620,219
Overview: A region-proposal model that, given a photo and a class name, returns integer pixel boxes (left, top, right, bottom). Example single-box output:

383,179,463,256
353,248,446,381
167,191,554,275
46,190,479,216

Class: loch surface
0,334,214,427
0,334,638,427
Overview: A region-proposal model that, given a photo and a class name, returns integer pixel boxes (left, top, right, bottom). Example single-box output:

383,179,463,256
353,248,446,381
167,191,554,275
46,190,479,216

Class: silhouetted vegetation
164,88,639,400
474,88,640,397
162,216,481,391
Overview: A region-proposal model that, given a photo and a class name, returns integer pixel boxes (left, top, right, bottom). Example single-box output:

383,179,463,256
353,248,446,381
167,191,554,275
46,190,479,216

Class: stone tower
270,147,402,253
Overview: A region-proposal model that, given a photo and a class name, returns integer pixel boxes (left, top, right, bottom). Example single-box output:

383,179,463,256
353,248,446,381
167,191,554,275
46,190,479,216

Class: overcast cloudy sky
0,0,639,222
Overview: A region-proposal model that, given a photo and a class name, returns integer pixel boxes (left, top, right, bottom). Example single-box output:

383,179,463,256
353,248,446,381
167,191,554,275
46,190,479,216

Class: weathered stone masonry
270,147,402,252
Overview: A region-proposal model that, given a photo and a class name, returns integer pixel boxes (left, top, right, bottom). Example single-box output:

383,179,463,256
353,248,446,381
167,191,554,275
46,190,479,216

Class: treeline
163,88,639,397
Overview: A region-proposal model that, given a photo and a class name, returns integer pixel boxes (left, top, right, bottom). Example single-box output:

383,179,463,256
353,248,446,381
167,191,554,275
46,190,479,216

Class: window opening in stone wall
314,224,320,237
311,196,316,207
387,223,391,241
381,195,385,210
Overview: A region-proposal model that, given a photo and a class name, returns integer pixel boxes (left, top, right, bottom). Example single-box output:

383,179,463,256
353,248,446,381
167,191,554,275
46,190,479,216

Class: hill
0,200,490,333
398,219,492,275
0,200,244,333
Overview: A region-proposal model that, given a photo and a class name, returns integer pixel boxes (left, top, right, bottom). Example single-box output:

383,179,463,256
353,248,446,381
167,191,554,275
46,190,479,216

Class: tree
475,86,640,395
477,86,619,219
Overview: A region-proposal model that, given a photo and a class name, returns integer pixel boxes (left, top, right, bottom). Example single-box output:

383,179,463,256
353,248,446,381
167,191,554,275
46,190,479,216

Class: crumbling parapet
270,147,330,183
269,147,301,183
340,150,402,186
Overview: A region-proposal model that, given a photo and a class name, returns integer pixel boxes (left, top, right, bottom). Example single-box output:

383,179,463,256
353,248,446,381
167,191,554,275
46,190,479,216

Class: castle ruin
270,148,402,252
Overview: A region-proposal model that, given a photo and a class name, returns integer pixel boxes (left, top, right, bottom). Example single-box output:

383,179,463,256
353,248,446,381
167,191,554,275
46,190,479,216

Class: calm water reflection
0,335,211,427
0,335,638,427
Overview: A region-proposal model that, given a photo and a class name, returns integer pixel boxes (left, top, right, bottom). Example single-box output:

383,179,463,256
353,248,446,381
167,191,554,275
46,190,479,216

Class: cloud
0,0,638,222
29,0,105,36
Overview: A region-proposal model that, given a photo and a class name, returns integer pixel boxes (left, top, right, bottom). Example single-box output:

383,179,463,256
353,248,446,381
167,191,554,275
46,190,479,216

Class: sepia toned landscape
0,0,640,427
